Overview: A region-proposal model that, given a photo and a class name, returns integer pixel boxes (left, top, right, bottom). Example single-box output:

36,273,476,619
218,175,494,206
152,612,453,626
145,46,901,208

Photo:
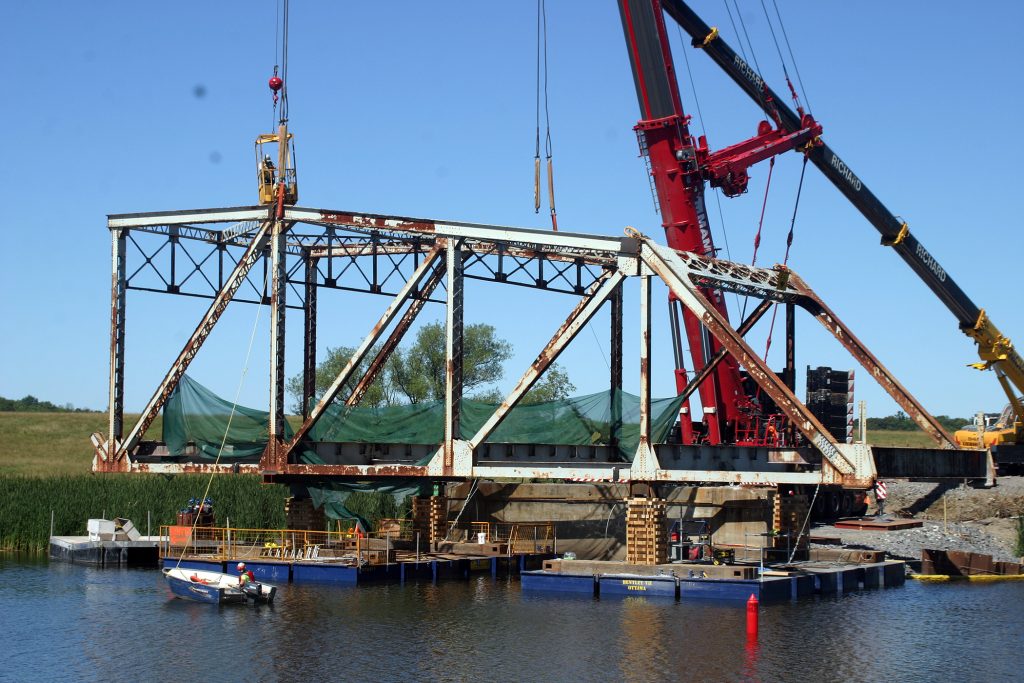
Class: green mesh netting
305,389,685,462
163,374,293,460
164,374,684,464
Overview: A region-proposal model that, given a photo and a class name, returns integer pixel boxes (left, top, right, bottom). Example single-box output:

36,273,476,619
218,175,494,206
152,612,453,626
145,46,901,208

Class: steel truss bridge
94,205,993,487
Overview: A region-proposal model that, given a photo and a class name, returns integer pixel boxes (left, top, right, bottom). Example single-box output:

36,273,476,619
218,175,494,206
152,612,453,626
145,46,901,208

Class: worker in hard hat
260,155,276,185
237,562,255,586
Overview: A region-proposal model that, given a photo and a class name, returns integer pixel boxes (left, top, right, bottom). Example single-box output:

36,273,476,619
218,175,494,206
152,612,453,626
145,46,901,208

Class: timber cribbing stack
285,497,326,531
413,496,447,544
626,497,668,565
772,494,809,549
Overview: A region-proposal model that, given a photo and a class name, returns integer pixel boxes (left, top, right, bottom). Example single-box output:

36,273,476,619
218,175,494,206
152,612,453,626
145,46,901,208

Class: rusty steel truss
94,205,993,487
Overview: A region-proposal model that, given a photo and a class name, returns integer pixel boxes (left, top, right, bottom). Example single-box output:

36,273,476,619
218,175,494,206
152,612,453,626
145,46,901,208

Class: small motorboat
163,567,277,605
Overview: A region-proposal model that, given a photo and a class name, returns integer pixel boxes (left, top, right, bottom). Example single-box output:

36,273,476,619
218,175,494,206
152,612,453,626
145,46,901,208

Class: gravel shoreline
809,477,1024,565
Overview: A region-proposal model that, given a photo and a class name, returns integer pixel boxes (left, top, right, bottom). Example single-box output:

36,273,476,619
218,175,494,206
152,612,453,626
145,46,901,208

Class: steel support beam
632,274,661,476
464,270,627,451
112,218,274,465
285,244,447,454
610,285,624,448
264,217,291,472
442,240,466,475
105,228,127,462
302,254,319,418
289,207,626,256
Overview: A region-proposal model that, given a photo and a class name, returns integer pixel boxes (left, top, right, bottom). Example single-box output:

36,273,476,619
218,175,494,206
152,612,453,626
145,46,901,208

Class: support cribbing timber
663,0,1024,429
108,217,275,467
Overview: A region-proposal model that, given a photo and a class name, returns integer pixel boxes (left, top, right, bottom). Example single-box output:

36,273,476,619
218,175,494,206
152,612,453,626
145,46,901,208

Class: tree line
0,395,95,413
858,412,969,432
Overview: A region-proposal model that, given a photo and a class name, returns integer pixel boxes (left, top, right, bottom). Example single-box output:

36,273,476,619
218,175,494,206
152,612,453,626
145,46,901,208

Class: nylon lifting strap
534,0,557,231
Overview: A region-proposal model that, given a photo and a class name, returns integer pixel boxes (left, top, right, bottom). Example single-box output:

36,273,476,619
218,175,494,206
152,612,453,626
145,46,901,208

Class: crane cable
760,155,808,361
760,0,804,114
770,0,813,116
534,0,558,231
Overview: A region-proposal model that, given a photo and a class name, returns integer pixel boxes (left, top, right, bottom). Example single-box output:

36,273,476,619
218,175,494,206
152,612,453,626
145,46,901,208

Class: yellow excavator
955,401,1023,449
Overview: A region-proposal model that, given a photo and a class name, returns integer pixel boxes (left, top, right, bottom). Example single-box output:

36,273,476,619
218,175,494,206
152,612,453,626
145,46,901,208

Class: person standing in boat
237,562,255,586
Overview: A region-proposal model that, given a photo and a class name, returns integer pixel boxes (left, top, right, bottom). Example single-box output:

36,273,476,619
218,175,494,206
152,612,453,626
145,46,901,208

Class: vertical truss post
444,239,465,474
302,253,319,419
105,227,127,464
784,302,796,391
631,273,661,477
115,219,274,463
265,218,290,472
610,284,623,448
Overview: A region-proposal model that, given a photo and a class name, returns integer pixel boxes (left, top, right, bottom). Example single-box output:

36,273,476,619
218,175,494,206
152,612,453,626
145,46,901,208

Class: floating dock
49,535,161,567
162,551,554,585
522,557,906,602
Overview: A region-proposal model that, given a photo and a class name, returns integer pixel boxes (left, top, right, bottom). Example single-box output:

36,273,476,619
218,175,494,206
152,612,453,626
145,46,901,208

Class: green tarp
163,374,685,464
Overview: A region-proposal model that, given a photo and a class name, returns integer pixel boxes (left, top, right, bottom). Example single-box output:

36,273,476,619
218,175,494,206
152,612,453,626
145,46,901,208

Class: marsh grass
0,474,287,551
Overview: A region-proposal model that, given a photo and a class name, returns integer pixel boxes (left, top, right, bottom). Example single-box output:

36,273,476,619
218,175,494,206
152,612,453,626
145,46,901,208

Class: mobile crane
617,0,1024,467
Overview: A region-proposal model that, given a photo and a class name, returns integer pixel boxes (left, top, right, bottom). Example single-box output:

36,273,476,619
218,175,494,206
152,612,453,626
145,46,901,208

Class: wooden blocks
772,494,808,548
412,496,447,543
285,497,326,531
625,497,667,565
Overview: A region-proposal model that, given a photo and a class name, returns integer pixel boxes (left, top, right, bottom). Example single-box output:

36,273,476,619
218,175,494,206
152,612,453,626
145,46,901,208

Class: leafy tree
522,363,576,405
388,322,512,403
286,322,559,410
285,344,392,413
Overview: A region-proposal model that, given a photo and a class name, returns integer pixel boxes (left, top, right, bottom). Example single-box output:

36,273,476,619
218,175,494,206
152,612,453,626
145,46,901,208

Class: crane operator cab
255,132,298,205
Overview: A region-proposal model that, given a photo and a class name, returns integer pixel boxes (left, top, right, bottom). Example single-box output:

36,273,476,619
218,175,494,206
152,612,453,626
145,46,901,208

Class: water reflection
2,558,1023,682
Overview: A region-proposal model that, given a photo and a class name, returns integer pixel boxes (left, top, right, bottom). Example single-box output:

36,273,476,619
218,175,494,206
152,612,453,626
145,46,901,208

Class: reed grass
0,474,287,552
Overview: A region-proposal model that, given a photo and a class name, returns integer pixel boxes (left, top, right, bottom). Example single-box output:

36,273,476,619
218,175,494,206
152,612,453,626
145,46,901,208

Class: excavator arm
662,0,1024,439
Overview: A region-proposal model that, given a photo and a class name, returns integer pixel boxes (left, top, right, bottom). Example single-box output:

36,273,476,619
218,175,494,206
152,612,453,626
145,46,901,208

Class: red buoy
268,76,283,93
746,593,759,639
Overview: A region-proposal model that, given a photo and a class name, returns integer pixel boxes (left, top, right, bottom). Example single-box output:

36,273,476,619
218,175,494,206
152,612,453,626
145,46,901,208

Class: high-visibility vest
875,481,888,500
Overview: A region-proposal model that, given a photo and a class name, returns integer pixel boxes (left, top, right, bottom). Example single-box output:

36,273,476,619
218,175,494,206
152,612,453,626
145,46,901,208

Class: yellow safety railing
454,522,554,553
159,525,395,566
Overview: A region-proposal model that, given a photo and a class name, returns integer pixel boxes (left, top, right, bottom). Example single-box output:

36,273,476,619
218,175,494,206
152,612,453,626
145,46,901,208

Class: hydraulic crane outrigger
620,0,1024,455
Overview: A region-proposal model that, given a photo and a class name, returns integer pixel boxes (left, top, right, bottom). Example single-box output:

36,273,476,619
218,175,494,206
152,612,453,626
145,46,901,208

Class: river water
2,557,1022,682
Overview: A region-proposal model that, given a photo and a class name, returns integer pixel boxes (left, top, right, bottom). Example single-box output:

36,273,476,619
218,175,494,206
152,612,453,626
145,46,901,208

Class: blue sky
4,1,1022,421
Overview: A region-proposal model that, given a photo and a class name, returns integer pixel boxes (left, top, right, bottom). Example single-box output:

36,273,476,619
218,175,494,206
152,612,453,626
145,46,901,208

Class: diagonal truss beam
115,218,274,462
465,269,627,450
786,271,957,448
639,240,857,477
649,242,958,451
680,299,773,404
285,243,447,456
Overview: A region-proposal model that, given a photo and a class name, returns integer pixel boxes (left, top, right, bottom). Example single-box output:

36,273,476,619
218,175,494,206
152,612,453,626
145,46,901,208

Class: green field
0,412,947,477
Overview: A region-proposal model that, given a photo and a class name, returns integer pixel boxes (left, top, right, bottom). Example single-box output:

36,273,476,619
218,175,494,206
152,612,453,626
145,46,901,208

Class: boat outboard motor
242,581,263,602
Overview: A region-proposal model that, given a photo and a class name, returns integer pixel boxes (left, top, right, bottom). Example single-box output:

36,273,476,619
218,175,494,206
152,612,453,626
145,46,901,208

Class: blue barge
162,552,555,586
521,558,906,602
